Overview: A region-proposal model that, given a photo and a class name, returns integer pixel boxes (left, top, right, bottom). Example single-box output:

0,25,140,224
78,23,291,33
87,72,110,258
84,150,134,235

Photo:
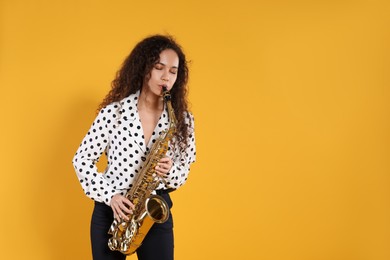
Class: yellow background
1,0,389,259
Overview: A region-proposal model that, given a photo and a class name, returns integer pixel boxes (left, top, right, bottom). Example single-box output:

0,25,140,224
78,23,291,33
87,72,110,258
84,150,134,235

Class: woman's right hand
110,194,135,222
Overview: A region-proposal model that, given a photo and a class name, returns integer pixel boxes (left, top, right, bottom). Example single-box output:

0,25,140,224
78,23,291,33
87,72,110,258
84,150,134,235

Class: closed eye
155,62,178,74
154,64,164,70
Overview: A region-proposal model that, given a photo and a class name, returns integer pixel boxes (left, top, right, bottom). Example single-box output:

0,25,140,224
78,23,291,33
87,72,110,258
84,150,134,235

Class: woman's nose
161,72,169,81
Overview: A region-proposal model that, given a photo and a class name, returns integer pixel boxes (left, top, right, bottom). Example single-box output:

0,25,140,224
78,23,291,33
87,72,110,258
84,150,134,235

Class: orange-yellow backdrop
1,1,389,259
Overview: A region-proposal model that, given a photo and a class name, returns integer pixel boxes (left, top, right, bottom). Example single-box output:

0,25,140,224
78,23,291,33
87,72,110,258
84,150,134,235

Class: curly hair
98,34,191,151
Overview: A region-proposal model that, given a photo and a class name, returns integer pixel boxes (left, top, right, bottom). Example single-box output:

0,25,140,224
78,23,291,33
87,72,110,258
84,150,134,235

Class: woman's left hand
155,157,173,176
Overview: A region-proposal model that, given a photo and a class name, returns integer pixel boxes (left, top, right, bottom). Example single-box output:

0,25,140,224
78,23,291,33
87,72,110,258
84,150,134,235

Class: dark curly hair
98,34,191,151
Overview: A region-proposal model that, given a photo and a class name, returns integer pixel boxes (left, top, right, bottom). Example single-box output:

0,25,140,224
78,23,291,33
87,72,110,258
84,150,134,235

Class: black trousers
90,193,174,260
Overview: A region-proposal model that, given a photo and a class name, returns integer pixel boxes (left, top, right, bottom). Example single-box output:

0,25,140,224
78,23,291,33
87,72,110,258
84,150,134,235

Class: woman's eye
170,70,177,75
154,65,163,70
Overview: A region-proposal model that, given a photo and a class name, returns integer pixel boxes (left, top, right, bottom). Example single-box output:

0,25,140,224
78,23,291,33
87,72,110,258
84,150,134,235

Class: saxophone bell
144,195,169,223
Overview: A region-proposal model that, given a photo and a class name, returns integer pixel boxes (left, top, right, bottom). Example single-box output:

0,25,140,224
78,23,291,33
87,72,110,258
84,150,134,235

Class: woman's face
144,48,179,96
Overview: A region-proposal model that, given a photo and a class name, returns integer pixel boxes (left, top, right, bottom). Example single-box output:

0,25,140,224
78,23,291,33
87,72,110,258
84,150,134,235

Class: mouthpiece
162,85,171,102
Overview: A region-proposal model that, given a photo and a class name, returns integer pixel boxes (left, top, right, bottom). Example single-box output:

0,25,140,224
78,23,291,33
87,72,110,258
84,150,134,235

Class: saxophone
107,86,177,255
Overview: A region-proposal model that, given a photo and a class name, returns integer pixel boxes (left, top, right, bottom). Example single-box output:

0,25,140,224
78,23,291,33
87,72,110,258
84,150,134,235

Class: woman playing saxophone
72,35,196,260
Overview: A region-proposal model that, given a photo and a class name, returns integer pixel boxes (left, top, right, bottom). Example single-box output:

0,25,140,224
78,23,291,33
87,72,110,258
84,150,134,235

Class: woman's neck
138,87,163,112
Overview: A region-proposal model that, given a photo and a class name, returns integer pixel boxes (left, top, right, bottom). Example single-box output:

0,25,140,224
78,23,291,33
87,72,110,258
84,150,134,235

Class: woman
72,35,196,260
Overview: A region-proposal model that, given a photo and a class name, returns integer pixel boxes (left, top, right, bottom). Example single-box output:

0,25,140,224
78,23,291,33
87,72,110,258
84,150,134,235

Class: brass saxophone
107,86,177,255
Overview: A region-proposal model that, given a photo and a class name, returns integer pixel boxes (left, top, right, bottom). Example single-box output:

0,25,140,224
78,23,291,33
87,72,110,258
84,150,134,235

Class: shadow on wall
28,94,102,259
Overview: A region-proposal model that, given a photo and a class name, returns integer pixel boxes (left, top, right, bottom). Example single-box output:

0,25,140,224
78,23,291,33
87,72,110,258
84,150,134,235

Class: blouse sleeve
72,106,119,206
164,112,196,189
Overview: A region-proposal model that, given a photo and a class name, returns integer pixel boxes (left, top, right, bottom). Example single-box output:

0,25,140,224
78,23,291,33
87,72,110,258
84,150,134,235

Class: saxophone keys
120,240,129,253
108,237,118,250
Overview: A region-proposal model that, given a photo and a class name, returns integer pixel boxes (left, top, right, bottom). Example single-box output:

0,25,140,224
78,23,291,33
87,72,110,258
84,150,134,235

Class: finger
160,162,171,170
119,203,132,214
112,207,121,222
155,166,167,176
159,157,171,163
121,198,135,210
166,162,172,170
119,211,129,221
115,205,130,221
157,163,165,170
160,158,172,170
155,165,166,173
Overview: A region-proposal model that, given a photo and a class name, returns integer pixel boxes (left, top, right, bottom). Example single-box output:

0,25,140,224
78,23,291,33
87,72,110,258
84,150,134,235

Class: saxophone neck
162,86,177,131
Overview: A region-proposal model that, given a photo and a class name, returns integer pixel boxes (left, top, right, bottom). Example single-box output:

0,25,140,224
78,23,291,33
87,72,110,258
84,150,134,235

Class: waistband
156,188,175,195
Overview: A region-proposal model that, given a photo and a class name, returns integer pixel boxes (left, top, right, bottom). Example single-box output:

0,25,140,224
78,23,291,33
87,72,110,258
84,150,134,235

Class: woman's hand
155,157,173,177
110,194,135,222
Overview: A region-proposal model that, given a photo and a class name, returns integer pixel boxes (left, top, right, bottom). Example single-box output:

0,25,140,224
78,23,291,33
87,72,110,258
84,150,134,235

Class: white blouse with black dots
72,91,196,206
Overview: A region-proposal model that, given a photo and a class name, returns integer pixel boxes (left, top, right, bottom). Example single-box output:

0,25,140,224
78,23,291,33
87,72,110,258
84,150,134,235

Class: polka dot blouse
72,91,196,206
